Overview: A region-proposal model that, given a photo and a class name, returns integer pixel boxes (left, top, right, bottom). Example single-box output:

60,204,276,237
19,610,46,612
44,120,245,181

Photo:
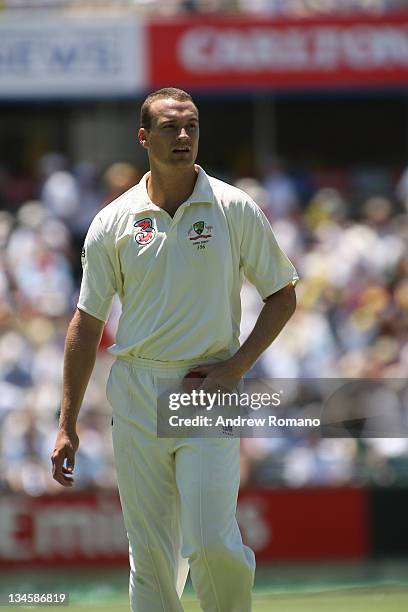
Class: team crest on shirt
188,221,213,241
187,220,213,251
134,217,156,245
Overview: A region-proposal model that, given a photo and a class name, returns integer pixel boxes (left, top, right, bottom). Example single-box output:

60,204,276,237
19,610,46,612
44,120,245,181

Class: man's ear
138,127,148,149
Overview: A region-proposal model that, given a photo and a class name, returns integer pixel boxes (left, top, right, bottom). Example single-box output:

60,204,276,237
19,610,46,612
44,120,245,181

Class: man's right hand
51,430,79,487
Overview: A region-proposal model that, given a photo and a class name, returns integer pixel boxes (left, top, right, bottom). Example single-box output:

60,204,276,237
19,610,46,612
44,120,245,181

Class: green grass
2,587,408,612
1,563,407,611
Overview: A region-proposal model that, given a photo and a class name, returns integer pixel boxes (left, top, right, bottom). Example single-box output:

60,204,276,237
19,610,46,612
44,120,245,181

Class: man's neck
147,165,198,216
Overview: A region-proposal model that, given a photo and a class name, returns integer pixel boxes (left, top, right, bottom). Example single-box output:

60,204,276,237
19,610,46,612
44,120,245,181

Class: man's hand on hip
188,359,245,393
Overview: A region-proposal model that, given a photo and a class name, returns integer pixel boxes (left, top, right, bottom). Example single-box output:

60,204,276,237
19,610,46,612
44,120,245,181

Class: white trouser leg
108,361,189,612
175,438,256,612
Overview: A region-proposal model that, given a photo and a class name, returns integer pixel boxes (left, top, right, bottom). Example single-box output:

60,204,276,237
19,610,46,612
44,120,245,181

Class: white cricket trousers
106,356,255,612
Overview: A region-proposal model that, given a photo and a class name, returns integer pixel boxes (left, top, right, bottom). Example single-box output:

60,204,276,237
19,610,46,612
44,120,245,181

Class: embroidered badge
134,217,156,245
188,221,213,241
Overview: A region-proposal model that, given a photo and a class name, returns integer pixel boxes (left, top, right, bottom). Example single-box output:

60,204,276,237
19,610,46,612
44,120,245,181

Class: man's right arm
51,308,104,487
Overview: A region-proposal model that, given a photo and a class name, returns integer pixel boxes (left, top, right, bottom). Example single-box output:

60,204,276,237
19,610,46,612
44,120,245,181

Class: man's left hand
187,359,246,393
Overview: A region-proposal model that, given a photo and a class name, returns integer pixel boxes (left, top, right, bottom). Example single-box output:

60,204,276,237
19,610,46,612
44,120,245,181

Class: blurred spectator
396,163,408,212
103,161,142,205
6,201,74,317
261,157,299,221
41,170,80,227
235,178,268,213
73,161,103,238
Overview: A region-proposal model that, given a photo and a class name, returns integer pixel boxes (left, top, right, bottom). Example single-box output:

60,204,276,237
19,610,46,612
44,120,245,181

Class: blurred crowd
1,0,408,16
0,151,408,495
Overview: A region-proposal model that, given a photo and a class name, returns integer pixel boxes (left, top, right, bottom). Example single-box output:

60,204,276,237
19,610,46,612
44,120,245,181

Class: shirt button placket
169,204,188,240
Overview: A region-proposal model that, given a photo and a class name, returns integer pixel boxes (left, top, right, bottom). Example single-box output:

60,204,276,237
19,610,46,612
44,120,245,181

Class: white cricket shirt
78,166,299,361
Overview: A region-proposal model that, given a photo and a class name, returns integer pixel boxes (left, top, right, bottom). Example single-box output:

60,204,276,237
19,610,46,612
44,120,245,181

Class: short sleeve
240,199,299,300
77,216,117,322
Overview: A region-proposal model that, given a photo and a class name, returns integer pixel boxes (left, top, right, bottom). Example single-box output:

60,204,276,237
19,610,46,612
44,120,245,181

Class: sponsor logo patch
134,217,156,245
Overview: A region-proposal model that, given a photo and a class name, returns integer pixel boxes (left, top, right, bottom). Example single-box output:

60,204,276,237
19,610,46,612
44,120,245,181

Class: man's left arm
228,283,296,376
190,196,298,383
191,283,296,382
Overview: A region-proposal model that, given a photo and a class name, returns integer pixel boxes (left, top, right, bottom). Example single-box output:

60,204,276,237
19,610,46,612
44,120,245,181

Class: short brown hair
140,87,197,130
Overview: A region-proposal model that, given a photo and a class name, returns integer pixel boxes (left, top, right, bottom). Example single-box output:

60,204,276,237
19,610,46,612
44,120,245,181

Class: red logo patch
134,217,156,246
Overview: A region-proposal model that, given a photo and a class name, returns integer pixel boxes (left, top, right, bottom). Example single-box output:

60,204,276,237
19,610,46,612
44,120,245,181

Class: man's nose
178,127,189,139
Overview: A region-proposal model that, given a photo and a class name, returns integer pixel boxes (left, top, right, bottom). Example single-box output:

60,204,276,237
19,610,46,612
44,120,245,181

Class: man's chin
168,156,196,168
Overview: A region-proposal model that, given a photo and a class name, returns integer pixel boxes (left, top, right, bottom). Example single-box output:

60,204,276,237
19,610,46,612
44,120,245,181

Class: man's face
139,98,199,169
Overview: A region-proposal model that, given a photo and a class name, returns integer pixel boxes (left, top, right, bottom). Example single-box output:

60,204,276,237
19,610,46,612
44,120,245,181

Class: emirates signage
0,488,367,566
0,494,128,565
148,13,408,90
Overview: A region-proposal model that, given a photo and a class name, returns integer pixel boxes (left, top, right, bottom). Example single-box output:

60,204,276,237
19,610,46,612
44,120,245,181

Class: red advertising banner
0,488,368,566
238,487,369,562
0,494,128,567
148,13,408,91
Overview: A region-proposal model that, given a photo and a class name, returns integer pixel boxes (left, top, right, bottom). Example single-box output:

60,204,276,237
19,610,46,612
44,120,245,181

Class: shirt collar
131,165,214,214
